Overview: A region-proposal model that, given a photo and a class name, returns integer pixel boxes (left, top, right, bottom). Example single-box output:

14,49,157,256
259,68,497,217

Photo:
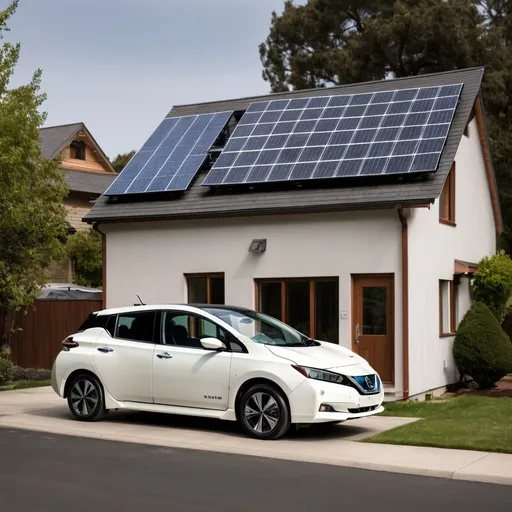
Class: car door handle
97,347,113,353
156,352,173,359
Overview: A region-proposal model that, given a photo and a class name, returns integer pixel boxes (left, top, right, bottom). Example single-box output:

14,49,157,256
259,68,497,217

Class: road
1,427,511,511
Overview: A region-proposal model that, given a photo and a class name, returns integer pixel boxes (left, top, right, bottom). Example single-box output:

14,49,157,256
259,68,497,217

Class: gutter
397,207,409,400
92,222,107,309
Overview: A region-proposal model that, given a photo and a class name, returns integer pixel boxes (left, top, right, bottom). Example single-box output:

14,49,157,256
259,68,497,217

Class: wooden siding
65,195,92,232
10,300,102,370
47,258,72,283
60,141,112,173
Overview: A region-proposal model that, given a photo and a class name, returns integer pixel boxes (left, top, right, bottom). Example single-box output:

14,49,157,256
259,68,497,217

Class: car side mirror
200,337,227,351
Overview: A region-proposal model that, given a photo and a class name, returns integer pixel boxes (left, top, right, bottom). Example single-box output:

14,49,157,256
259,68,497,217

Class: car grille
348,405,379,414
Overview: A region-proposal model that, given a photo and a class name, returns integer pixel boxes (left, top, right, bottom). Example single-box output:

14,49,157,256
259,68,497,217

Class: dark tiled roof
85,67,485,224
39,123,83,159
64,169,116,195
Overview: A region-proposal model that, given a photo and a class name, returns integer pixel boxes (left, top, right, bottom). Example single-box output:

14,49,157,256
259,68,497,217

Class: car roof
94,304,253,316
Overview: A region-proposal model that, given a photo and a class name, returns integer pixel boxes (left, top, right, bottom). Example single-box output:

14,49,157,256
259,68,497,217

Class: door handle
156,352,173,359
97,347,113,353
355,323,360,345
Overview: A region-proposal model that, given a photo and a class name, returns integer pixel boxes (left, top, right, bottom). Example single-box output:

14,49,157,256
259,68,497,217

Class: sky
5,0,297,159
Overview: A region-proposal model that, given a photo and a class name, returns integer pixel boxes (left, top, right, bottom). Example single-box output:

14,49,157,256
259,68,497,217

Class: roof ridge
169,66,484,110
39,122,84,131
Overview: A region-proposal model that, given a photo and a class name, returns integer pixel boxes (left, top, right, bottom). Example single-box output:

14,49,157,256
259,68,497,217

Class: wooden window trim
439,279,456,336
255,277,338,340
439,162,456,226
185,273,224,304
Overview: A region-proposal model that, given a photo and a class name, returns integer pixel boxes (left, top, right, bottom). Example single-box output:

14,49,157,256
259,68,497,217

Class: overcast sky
6,0,295,159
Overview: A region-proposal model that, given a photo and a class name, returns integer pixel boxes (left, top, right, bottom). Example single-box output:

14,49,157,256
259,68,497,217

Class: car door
92,310,156,403
152,311,232,410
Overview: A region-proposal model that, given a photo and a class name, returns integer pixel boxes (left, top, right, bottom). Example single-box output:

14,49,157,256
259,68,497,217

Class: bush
453,302,512,389
0,357,13,385
472,252,512,322
11,366,51,381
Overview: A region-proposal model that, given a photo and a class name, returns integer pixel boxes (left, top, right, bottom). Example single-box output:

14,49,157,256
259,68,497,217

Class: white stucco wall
407,118,497,396
104,210,403,391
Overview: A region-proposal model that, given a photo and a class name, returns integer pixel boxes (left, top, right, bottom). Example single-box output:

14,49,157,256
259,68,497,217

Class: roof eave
84,198,434,225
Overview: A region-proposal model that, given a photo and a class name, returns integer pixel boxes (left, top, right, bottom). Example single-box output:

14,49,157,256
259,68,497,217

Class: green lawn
364,396,512,454
0,380,51,391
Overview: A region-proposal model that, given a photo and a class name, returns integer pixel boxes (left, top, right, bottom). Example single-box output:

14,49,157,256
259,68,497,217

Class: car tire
67,373,106,422
238,384,291,440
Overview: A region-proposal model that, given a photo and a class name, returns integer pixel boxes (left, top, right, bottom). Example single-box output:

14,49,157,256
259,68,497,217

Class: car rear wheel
67,374,106,422
238,384,290,440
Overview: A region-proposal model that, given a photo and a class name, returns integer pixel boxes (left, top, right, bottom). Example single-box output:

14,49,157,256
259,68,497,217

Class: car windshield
203,307,311,346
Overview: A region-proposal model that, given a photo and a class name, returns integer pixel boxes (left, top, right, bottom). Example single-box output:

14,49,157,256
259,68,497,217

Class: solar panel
202,84,463,187
105,111,233,195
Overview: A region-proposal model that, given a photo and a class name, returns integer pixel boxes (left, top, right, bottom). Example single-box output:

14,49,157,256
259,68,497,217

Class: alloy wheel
70,379,99,417
244,392,280,434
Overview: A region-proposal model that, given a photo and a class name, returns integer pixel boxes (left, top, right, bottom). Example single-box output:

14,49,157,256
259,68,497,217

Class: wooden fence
10,300,103,370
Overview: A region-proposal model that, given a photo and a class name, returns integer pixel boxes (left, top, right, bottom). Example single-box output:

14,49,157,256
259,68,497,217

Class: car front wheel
67,374,106,422
238,384,291,440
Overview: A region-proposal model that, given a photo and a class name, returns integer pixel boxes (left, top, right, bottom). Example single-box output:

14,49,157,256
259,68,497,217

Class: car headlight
292,365,345,385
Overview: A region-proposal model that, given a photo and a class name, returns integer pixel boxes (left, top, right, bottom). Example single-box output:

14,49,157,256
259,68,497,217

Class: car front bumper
287,378,384,424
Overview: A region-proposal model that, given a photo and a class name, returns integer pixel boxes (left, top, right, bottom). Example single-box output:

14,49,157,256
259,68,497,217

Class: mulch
454,376,512,398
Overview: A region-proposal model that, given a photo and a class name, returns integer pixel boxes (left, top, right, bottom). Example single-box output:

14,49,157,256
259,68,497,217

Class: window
70,140,86,160
439,162,455,225
186,273,225,304
115,311,156,343
439,280,456,336
205,307,309,346
77,313,115,337
161,311,243,351
256,278,339,343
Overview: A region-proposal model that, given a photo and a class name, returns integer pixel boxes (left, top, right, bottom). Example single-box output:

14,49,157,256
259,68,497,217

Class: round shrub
472,252,512,322
453,301,512,389
0,357,13,385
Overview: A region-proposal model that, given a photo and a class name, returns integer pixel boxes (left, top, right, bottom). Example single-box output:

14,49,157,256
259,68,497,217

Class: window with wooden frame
186,273,225,304
439,162,455,225
439,279,456,336
70,140,86,160
255,278,339,343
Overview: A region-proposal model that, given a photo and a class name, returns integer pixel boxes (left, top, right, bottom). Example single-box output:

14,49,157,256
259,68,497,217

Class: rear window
77,313,116,336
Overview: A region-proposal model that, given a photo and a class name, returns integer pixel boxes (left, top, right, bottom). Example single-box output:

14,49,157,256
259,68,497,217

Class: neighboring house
84,67,502,401
40,123,116,282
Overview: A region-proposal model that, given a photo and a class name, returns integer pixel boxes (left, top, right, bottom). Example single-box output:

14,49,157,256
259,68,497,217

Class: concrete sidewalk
1,386,511,486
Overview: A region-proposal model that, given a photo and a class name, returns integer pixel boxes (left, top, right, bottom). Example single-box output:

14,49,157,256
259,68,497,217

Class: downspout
397,208,409,400
92,222,107,309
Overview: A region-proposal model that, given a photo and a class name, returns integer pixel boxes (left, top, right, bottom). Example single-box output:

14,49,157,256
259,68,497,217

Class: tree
259,0,512,253
66,229,102,288
259,0,487,91
0,1,68,349
112,150,135,172
472,251,512,321
453,301,512,388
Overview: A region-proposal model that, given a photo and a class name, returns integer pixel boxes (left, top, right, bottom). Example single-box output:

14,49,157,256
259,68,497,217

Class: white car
51,304,384,440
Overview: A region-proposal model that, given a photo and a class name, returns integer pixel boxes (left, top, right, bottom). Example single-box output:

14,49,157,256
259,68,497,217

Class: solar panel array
202,84,463,187
105,111,233,195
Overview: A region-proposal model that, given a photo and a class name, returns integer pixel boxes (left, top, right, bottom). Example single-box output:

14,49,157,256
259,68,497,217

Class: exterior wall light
249,239,267,253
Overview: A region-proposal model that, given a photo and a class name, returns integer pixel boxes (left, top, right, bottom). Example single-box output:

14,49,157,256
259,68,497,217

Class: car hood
266,341,373,371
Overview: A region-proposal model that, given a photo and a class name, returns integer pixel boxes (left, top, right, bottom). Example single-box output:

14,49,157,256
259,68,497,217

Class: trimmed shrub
0,357,13,385
472,252,512,322
11,366,51,381
453,301,512,389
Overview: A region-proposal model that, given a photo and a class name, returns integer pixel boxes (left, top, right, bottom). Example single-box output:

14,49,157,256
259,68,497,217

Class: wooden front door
352,275,394,383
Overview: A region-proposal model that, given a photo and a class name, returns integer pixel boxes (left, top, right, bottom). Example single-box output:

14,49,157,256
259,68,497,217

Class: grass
0,379,51,391
364,395,512,454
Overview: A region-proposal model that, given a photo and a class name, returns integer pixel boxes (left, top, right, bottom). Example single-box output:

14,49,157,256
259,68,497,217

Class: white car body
52,304,384,439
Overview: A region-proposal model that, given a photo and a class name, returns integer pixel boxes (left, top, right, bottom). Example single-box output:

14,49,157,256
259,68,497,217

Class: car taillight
62,337,79,351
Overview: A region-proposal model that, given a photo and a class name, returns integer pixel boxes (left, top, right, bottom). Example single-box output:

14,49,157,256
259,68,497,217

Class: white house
85,67,502,401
